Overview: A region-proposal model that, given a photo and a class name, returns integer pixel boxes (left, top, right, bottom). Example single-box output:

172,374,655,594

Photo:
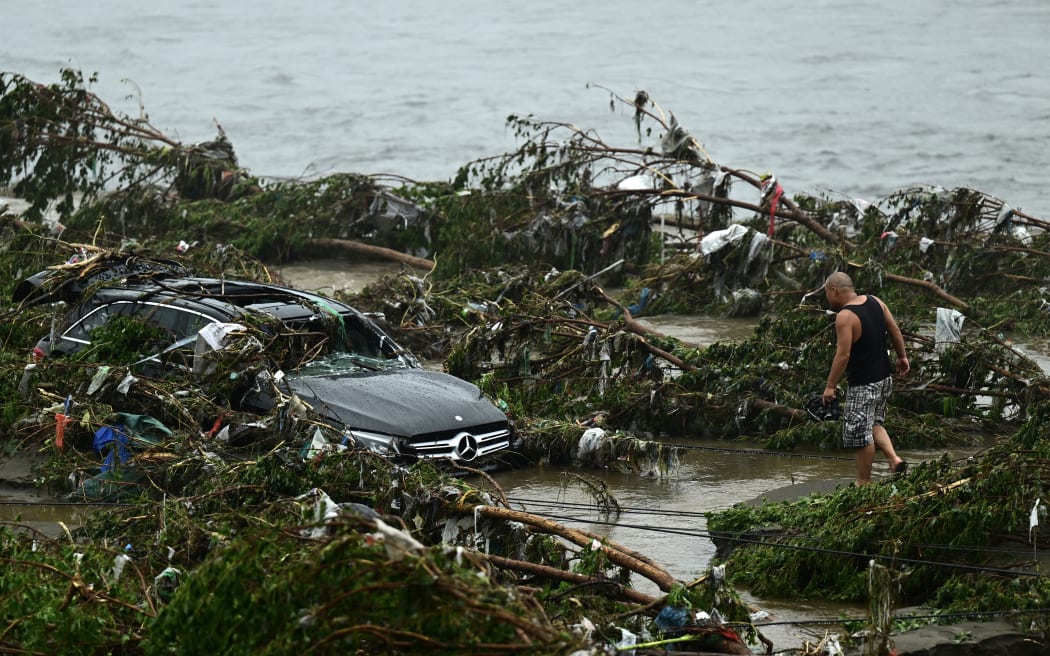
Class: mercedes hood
284,367,507,438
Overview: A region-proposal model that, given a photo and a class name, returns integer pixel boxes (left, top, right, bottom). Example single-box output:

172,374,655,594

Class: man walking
822,272,910,485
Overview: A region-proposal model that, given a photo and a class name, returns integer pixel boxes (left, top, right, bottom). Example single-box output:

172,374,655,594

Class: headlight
345,429,400,456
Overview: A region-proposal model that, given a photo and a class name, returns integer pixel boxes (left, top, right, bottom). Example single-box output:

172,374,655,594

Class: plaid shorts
842,376,893,449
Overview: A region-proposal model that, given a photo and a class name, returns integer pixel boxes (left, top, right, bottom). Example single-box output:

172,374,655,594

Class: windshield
295,350,409,375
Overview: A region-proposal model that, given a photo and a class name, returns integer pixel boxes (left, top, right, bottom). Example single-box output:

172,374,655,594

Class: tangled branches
0,68,254,223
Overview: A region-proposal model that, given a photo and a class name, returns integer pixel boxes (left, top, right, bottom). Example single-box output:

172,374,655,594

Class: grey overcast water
3,0,1049,218
2,1,1047,644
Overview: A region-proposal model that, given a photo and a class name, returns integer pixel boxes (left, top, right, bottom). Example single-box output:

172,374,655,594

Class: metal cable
667,442,856,461
511,497,1042,557
520,510,1047,578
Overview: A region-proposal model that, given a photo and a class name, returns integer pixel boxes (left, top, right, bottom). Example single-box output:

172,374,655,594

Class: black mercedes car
16,262,515,464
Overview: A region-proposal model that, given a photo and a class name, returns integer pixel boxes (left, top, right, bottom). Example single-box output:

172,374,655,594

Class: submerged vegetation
3,68,1050,654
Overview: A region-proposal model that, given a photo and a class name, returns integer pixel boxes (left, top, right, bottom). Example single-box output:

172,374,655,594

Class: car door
58,300,216,363
127,302,226,376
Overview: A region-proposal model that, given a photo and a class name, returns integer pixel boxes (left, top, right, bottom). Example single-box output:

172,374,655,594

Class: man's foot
891,460,908,476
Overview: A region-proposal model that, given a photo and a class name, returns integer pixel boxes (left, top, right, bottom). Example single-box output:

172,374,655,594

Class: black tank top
843,295,892,385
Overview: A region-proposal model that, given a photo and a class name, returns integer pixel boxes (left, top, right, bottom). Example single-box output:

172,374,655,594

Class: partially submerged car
16,260,516,465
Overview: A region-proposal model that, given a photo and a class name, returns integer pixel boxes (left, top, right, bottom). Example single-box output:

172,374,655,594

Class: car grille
406,424,511,462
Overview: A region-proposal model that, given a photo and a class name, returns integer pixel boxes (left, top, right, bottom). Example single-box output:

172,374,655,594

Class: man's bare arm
824,312,855,402
880,299,910,376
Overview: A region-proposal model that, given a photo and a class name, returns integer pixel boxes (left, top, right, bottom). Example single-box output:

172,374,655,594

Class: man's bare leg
855,443,875,486
873,424,903,472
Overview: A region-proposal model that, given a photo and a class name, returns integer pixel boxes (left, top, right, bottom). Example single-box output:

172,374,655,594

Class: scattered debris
2,72,1050,653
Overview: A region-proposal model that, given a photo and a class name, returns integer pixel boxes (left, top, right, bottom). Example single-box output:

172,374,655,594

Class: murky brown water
496,445,855,580
272,259,401,295
0,492,106,538
495,440,883,645
635,313,758,346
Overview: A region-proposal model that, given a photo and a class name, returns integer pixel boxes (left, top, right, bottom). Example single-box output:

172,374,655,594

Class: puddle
0,486,107,538
273,258,402,295
635,313,757,347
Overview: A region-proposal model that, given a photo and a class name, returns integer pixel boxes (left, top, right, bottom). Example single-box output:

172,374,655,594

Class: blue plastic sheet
93,425,132,473
92,413,172,472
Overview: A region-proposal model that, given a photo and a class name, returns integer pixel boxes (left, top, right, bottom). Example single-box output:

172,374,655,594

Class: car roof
15,264,369,327
12,258,192,305
91,277,363,323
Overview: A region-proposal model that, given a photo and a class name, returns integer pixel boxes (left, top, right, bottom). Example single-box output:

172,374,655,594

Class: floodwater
495,443,866,633
0,493,104,539
271,259,402,296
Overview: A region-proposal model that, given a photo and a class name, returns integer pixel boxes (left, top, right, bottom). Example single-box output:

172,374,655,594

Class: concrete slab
743,478,854,505
873,620,1044,656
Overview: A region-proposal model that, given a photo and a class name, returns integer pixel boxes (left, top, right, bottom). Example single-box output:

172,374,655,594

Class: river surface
3,0,1049,219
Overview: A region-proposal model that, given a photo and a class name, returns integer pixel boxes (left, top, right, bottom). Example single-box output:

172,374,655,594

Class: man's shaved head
825,272,854,290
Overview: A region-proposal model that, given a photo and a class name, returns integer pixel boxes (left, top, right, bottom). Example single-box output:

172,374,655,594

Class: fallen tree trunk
304,237,435,271
483,553,659,605
843,263,969,310
749,397,807,422
882,271,969,310
465,504,678,592
592,287,699,371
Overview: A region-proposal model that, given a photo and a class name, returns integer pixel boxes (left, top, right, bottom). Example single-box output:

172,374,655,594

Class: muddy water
496,446,855,580
272,259,401,295
0,490,107,538
495,442,981,645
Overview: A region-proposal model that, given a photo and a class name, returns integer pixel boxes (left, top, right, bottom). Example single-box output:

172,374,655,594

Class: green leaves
0,69,229,222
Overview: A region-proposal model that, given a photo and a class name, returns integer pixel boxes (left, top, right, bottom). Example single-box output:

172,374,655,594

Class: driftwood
304,237,435,271
482,553,659,605
593,286,699,371
749,397,806,422
881,270,969,310
466,504,678,592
